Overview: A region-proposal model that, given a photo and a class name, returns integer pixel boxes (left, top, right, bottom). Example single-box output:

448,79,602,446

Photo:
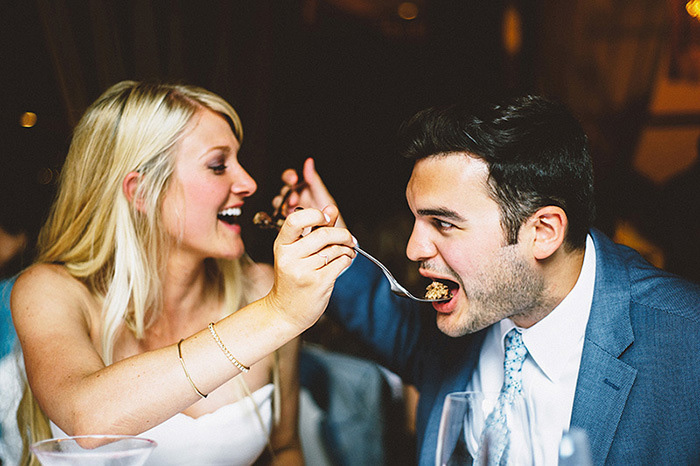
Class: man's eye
434,219,455,230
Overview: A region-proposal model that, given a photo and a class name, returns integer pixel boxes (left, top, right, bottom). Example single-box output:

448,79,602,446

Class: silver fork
253,206,451,303
352,246,451,303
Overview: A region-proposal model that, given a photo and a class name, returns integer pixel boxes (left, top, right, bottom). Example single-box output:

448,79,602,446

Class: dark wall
257,1,509,261
2,1,513,266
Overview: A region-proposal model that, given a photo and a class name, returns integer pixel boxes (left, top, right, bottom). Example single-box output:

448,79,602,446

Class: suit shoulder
627,257,700,323
593,230,700,322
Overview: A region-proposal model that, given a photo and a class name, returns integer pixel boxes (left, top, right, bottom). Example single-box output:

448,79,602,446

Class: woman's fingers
301,159,347,227
301,158,328,197
272,158,347,228
268,206,355,329
272,168,299,212
281,168,299,186
321,204,339,228
314,244,356,269
274,206,354,268
276,207,330,243
300,158,337,207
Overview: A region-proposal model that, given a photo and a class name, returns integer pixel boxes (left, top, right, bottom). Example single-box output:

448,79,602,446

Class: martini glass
30,435,156,466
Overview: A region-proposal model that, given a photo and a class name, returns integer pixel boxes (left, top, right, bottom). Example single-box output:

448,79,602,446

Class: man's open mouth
425,278,460,300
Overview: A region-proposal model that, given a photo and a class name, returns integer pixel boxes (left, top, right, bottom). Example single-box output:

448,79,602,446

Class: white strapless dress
51,383,274,466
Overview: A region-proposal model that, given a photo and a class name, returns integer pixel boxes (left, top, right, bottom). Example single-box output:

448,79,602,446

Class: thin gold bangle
177,339,208,398
208,322,250,373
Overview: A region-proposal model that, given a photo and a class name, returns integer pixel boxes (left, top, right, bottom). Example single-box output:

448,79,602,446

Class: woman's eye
210,164,227,174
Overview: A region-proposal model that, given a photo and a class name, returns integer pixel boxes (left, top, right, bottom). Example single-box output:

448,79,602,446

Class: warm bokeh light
397,2,418,21
502,4,523,56
687,0,700,19
19,112,37,128
37,167,57,185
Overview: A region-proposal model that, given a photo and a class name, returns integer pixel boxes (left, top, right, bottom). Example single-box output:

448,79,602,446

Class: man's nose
406,223,437,262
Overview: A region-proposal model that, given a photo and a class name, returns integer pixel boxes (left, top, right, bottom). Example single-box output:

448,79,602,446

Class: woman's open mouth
217,206,242,225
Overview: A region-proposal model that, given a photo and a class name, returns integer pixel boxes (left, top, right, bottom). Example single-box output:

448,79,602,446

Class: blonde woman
11,81,355,465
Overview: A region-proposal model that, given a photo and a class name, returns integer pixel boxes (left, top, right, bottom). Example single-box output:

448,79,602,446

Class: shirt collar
497,234,596,382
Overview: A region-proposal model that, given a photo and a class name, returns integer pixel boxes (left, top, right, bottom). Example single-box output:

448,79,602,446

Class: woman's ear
529,206,568,260
122,171,146,212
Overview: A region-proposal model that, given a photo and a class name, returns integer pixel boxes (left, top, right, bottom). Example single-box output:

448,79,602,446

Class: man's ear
527,206,568,260
122,171,146,213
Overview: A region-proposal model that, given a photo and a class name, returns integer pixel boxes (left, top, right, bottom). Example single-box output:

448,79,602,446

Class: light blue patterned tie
478,328,528,465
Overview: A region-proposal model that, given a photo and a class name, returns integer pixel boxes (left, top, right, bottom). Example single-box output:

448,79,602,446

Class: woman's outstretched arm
12,206,355,438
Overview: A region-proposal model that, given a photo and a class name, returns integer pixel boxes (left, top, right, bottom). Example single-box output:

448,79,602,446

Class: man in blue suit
278,95,700,464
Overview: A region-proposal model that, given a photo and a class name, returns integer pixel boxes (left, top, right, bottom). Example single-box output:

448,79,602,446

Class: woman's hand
273,158,346,228
264,204,355,330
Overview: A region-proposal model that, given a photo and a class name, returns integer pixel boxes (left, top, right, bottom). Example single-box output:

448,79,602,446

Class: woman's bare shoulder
14,262,82,290
12,263,93,319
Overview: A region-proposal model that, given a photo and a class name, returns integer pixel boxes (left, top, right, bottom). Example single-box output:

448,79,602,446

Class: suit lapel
570,230,637,464
571,344,636,464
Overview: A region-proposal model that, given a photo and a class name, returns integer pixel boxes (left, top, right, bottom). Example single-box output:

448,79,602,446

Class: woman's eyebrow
198,145,231,160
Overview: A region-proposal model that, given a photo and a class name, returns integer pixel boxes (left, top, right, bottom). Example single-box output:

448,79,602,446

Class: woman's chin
216,242,246,261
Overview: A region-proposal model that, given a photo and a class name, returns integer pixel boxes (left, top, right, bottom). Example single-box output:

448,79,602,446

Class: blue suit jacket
327,229,700,465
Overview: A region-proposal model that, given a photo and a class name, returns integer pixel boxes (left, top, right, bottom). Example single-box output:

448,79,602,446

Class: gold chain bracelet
208,322,250,373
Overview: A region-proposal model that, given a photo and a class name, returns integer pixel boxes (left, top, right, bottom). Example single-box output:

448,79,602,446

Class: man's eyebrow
417,208,466,222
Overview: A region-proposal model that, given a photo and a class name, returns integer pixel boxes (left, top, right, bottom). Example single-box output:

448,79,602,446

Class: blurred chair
0,349,23,466
0,277,22,466
299,344,413,466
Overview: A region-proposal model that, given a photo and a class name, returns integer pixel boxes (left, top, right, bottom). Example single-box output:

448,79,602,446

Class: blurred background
2,0,700,285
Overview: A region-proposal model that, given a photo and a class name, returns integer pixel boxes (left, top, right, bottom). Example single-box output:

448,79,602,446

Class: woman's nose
231,165,257,198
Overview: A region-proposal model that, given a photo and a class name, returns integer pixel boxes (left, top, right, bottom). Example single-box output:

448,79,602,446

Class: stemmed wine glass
435,391,537,466
435,391,489,466
30,435,157,466
558,428,593,466
437,391,594,465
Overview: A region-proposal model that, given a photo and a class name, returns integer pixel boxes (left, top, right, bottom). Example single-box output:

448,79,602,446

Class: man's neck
511,245,586,329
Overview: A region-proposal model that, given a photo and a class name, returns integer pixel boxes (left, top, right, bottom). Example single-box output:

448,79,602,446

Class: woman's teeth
218,207,241,224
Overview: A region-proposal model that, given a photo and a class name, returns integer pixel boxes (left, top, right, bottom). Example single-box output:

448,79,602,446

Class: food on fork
253,211,284,230
425,281,450,300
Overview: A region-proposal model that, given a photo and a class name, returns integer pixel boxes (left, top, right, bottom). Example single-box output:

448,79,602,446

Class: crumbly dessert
253,211,271,227
253,212,285,230
425,281,450,300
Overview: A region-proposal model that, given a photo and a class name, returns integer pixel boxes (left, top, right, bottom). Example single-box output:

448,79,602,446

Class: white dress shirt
465,235,596,465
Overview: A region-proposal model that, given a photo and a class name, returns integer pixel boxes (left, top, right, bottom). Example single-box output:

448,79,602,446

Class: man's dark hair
398,95,595,250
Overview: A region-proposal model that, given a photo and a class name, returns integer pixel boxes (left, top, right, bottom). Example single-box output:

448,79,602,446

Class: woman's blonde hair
18,81,255,464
